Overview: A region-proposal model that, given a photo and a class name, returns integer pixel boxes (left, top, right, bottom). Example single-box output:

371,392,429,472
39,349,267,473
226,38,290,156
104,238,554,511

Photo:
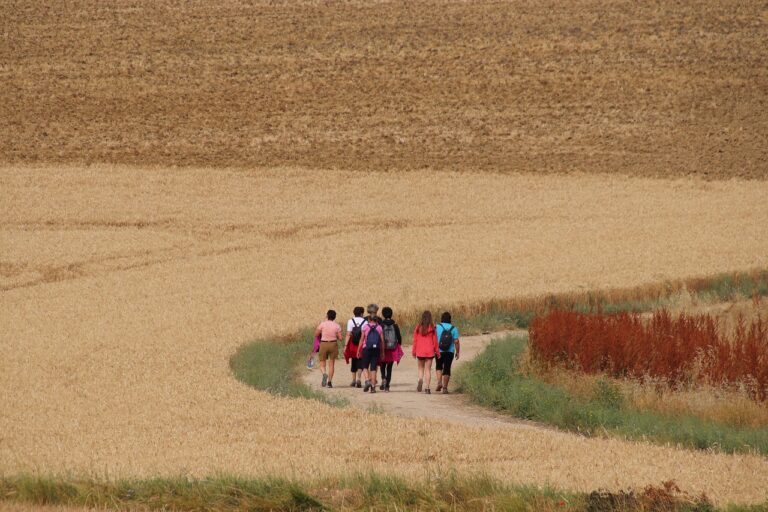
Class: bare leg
327,358,335,383
424,359,433,390
417,359,425,381
435,369,443,391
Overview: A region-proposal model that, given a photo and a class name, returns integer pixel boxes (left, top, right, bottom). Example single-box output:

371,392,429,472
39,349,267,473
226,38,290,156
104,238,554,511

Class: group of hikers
314,304,460,394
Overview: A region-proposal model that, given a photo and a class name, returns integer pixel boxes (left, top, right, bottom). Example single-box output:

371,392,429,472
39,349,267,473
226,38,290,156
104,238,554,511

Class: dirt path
303,330,545,429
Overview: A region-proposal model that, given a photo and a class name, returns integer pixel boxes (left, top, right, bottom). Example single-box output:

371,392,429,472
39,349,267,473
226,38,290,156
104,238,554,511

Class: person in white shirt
343,306,366,388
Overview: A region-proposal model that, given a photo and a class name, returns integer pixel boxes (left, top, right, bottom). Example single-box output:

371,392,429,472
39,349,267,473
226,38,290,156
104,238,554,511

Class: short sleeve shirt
435,323,459,353
347,316,366,333
318,320,341,341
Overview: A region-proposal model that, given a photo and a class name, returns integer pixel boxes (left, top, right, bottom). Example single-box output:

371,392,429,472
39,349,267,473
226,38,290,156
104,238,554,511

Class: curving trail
303,330,545,429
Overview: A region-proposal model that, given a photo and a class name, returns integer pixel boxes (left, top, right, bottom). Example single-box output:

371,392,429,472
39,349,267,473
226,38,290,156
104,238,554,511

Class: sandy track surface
2,1,766,179
304,331,545,429
2,166,768,504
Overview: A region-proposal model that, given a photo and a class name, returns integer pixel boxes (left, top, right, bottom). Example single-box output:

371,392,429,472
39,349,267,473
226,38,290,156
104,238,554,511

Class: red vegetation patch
529,309,768,400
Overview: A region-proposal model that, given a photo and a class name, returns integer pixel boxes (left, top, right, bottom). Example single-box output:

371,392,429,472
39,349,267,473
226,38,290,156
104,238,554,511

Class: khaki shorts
318,341,338,361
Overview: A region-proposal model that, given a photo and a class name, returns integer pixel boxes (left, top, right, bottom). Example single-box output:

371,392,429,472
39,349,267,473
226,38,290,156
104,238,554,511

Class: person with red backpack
435,311,460,394
411,310,440,394
378,306,403,392
343,306,366,388
356,304,385,393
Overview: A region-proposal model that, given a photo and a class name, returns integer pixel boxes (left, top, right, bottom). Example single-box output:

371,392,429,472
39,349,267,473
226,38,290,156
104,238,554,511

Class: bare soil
2,0,766,178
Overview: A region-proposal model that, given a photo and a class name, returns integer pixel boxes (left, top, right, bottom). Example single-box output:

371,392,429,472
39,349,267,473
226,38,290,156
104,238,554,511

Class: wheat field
1,0,766,178
3,0,768,506
2,165,768,504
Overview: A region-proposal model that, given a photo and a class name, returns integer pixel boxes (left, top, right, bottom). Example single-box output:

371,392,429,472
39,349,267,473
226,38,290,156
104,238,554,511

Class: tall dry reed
530,310,768,400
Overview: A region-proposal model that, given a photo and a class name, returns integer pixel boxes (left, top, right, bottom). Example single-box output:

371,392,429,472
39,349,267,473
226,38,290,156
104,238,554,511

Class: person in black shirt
378,306,403,392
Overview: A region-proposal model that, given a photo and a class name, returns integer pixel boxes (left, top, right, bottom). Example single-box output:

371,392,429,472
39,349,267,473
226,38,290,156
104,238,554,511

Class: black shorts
360,348,380,371
435,351,455,376
350,358,362,372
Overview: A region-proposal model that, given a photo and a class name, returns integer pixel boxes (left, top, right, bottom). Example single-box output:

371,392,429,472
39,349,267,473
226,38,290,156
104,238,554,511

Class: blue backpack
365,324,381,349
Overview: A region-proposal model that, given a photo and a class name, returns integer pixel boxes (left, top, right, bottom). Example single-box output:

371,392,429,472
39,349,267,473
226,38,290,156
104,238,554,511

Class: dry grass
2,165,768,504
533,361,768,429
1,0,767,178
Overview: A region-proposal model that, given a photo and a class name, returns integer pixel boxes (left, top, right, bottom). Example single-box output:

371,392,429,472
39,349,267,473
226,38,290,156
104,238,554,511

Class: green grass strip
457,335,768,455
1,473,750,512
230,328,346,406
230,269,768,404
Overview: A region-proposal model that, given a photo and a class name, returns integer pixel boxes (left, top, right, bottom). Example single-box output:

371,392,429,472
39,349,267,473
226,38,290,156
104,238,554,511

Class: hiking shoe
425,388,431,395
417,379,423,392
350,380,357,387
370,387,377,394
380,379,387,391
327,381,333,388
442,388,448,394
435,383,442,392
364,380,371,392
321,374,328,387
385,384,390,392
356,380,362,388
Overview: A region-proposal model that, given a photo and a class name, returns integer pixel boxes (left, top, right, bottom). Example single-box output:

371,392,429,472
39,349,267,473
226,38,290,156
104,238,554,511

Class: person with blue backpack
356,304,386,393
435,311,460,394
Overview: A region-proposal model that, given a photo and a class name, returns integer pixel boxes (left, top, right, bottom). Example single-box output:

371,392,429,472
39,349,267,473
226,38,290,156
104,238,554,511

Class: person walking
435,311,460,394
412,310,440,394
314,309,342,388
343,306,366,388
379,306,403,392
357,304,385,393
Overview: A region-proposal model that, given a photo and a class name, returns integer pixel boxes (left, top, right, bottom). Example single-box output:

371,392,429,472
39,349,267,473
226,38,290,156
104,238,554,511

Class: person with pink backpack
356,304,385,393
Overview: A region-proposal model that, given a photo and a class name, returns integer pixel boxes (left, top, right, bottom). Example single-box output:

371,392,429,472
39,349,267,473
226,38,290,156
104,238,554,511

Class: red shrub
529,310,768,400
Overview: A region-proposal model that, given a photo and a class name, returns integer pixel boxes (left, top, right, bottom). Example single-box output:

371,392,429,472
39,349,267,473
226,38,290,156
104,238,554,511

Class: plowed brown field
2,165,768,504
1,0,767,178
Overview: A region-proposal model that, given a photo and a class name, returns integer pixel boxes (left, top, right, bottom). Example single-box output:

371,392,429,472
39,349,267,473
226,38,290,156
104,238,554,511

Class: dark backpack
438,323,455,352
383,323,398,350
365,324,381,349
350,318,363,344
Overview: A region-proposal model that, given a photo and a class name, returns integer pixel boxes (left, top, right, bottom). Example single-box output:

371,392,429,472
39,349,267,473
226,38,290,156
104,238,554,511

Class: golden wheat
2,165,768,504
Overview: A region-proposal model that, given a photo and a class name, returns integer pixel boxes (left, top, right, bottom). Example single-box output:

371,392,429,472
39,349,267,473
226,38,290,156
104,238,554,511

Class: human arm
395,324,402,345
357,327,367,358
336,323,342,341
453,327,460,360
379,328,385,359
433,331,441,359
